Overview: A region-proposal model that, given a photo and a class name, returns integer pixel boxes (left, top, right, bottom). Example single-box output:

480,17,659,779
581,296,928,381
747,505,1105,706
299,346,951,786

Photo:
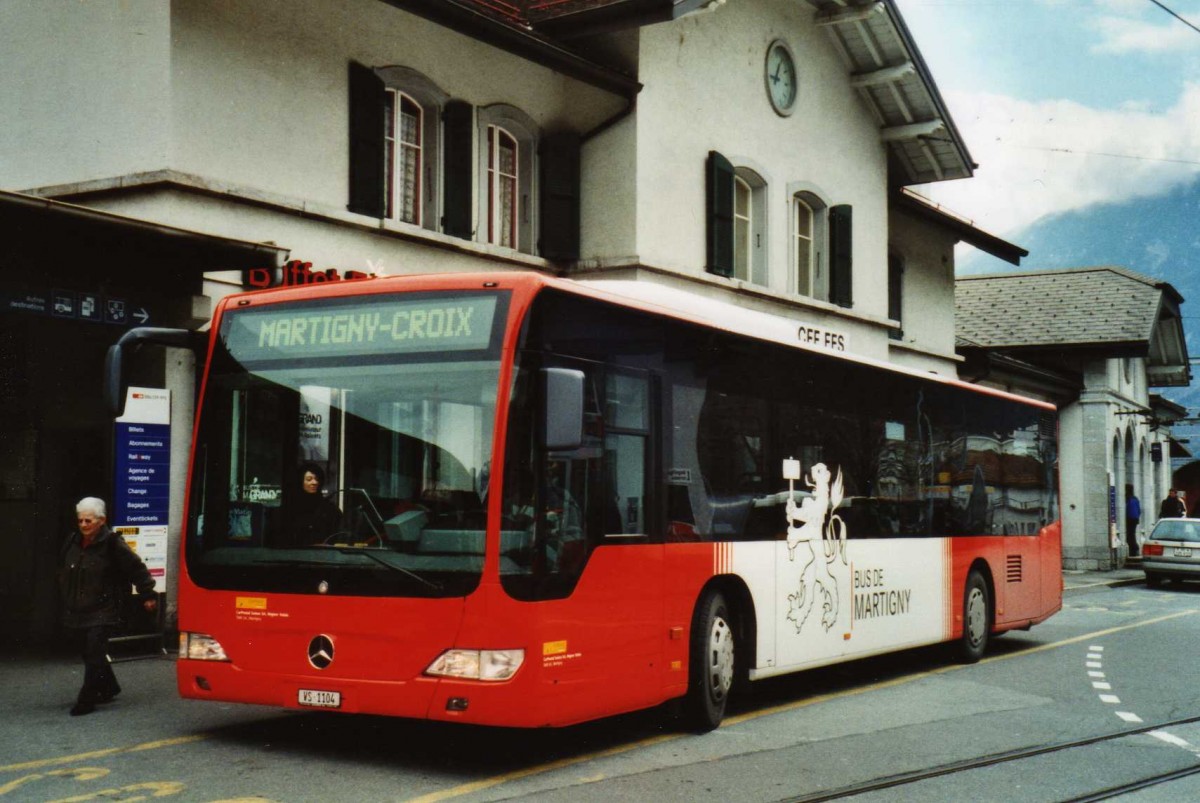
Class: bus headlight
179,632,230,662
425,649,524,681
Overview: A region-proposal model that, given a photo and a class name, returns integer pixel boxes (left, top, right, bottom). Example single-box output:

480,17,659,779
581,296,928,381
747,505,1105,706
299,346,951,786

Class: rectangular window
795,198,814,296
733,176,752,281
488,126,519,249
605,372,649,535
384,91,422,225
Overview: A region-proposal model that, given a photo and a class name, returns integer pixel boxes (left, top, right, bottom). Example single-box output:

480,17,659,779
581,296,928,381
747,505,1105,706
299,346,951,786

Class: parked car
1142,517,1200,587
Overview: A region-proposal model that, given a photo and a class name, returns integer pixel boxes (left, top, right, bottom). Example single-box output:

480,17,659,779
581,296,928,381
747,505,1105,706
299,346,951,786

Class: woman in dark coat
59,497,157,716
287,462,343,545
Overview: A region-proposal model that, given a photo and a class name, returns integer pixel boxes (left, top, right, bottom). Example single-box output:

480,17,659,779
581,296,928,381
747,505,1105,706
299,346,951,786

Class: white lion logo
784,460,848,632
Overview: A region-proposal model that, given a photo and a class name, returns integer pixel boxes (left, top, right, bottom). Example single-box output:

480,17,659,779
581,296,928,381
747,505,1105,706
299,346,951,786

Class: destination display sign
222,295,500,361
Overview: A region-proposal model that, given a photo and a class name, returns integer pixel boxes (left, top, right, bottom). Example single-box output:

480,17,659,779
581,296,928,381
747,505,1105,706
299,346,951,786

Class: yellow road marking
0,736,205,775
406,609,1198,801
7,611,1191,799
46,780,185,802
404,734,680,803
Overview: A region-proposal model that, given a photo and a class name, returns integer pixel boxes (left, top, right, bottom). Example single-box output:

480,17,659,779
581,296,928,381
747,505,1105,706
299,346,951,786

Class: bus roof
215,270,1056,413
550,276,1057,413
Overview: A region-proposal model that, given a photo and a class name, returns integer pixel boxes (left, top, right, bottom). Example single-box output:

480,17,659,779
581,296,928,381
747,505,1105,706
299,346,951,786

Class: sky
893,0,1200,241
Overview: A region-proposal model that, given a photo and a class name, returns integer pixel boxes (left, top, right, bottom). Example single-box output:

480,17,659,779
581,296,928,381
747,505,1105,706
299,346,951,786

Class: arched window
705,154,770,285
347,63,447,231
488,125,519,249
789,188,830,301
385,91,423,225
477,104,538,255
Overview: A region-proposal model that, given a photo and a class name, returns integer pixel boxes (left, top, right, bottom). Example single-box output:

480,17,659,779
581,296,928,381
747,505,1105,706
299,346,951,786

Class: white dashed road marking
1086,644,1198,755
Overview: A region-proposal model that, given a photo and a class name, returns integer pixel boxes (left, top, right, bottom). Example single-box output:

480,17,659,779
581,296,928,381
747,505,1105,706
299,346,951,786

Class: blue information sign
113,422,171,526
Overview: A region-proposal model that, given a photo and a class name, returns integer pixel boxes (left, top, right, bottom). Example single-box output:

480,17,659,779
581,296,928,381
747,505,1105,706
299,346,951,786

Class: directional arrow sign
133,308,150,324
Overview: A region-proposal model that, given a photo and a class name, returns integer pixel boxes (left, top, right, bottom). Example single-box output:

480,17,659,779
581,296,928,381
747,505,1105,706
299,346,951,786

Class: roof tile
956,266,1167,349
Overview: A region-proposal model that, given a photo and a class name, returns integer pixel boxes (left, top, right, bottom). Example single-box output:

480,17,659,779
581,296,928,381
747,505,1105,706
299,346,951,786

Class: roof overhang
384,0,642,97
1150,394,1189,422
956,343,1080,405
0,189,289,275
527,0,720,38
896,189,1027,265
1148,296,1191,387
808,0,973,185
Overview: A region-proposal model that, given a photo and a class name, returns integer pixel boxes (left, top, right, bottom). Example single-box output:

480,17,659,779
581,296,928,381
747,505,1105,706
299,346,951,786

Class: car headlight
425,648,524,681
179,632,230,662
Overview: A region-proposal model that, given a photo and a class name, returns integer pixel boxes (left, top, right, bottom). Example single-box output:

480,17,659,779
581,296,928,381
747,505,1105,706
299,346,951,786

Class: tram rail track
786,712,1200,802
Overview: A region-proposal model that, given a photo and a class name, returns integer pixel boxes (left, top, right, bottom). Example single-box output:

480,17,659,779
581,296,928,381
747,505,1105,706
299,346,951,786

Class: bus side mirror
541,368,584,452
105,327,206,416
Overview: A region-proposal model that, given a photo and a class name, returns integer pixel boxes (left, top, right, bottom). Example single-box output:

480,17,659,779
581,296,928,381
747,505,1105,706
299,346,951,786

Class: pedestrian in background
58,497,158,716
1125,486,1141,556
1158,488,1187,520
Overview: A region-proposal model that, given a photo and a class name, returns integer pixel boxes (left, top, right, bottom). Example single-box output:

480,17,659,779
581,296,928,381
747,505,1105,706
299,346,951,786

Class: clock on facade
765,39,797,116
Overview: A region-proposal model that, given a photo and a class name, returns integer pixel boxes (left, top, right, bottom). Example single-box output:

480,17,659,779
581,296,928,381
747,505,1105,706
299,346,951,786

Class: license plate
298,689,341,708
1174,547,1192,558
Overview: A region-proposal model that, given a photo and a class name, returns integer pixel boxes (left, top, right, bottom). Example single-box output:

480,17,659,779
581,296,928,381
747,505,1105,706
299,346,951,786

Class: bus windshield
185,291,508,598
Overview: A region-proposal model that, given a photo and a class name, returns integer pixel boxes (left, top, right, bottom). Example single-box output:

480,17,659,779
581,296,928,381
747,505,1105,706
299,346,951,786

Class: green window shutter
538,132,581,261
829,204,853,307
888,253,904,340
442,100,474,240
347,62,385,218
706,151,735,278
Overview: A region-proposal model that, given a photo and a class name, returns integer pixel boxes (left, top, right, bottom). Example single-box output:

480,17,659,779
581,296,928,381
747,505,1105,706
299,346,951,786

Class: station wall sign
114,525,168,593
1,288,152,325
242,259,370,290
113,387,172,590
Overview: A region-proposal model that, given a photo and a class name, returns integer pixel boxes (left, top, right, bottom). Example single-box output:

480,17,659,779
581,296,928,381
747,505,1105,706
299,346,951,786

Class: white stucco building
0,0,1022,640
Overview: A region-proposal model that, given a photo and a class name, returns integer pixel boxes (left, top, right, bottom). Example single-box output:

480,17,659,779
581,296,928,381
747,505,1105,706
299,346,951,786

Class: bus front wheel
684,590,735,732
956,570,991,663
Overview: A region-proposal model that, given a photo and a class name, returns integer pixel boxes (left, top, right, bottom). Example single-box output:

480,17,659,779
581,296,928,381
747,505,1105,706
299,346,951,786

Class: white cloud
917,83,1200,237
1093,0,1150,13
1091,14,1200,54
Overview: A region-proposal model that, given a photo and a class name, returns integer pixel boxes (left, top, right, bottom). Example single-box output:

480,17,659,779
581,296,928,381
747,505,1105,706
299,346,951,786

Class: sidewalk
1062,560,1146,595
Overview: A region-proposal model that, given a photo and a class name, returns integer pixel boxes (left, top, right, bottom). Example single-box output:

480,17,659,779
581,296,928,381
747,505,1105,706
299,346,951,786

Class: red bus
108,271,1061,731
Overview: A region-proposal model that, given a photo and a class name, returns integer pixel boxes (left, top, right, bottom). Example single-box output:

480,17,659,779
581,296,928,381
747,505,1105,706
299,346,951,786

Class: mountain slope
958,176,1200,417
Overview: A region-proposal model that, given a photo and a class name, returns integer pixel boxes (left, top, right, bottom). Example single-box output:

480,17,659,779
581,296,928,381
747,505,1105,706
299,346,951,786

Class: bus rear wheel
956,570,991,663
683,590,735,732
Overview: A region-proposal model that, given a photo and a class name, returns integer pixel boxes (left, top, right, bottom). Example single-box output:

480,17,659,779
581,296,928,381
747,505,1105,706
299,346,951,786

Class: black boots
69,700,96,716
69,681,120,716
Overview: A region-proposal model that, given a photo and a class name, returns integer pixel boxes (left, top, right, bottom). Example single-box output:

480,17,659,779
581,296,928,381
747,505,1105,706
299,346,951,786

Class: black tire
956,570,991,663
1146,572,1162,588
683,590,735,732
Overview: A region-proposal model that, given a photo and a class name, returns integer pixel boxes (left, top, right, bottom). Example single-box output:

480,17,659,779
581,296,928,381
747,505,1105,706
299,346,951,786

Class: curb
1063,576,1146,596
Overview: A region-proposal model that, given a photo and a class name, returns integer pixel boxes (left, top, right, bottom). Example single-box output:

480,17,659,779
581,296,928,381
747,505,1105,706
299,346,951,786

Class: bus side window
604,371,649,536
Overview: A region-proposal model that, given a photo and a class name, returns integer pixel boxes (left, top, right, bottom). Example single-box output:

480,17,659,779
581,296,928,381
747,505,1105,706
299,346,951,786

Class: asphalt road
4,579,1200,802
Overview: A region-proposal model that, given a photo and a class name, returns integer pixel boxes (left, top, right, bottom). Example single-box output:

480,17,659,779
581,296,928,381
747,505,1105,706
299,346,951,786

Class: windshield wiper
330,546,442,590
254,552,442,590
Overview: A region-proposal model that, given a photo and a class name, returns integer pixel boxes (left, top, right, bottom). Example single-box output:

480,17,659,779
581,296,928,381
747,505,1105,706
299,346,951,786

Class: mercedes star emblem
308,635,334,670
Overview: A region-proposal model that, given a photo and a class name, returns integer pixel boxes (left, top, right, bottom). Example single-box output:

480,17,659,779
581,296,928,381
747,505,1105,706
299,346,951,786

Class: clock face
766,40,797,116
